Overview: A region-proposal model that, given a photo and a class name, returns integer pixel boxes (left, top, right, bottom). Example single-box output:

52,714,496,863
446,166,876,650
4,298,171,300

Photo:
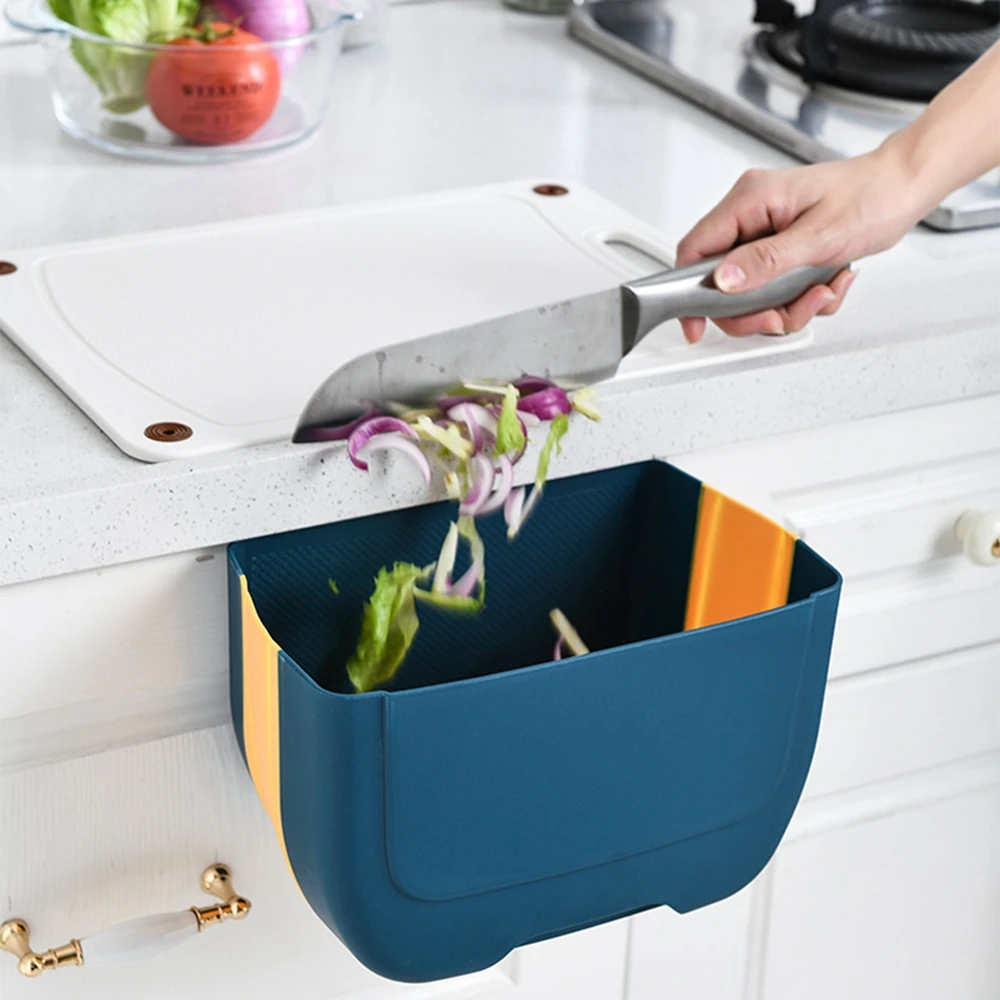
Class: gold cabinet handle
1,864,249,978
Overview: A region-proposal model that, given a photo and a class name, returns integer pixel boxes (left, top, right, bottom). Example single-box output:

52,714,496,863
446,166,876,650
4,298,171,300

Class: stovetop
569,0,1000,231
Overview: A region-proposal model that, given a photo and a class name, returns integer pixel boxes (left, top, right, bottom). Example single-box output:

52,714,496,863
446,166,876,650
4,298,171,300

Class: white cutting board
0,181,811,462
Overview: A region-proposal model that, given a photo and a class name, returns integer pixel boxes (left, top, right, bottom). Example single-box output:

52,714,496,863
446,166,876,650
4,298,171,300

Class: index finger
674,176,780,267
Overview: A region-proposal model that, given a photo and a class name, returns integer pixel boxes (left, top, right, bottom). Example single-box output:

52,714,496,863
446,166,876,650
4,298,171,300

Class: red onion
448,404,483,453
450,558,484,598
431,523,459,593
514,376,557,396
477,455,514,515
460,454,496,516
553,636,564,661
222,0,310,74
356,434,431,484
294,406,382,443
348,417,418,470
511,416,529,463
448,402,499,453
506,484,543,539
518,386,571,421
504,486,526,537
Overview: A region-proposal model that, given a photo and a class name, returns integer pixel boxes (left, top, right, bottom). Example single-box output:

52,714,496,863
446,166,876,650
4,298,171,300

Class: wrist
872,129,947,218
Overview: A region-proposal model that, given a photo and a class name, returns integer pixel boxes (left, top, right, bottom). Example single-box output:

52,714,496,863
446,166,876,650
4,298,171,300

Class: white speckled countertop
1,0,998,587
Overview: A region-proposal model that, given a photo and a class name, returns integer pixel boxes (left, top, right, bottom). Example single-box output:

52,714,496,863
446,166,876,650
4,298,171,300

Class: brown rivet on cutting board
0,262,17,275
144,422,193,442
533,184,569,197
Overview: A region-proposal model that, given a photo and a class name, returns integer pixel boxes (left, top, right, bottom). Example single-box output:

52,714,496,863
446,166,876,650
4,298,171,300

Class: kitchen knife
294,255,842,436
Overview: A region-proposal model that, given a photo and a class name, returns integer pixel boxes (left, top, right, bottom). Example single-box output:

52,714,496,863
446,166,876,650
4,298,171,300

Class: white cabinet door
0,726,628,1000
764,776,1000,1000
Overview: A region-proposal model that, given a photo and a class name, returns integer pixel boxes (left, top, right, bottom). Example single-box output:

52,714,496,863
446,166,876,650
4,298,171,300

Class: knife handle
621,255,845,348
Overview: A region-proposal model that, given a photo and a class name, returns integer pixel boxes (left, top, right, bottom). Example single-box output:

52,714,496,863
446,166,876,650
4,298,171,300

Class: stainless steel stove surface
569,0,1000,230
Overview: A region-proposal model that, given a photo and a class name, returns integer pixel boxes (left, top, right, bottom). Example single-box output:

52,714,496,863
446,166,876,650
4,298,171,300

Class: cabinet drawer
0,727,628,999
0,550,229,774
803,642,1000,802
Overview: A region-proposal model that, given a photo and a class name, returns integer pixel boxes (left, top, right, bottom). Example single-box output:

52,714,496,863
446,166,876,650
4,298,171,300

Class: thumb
713,219,821,294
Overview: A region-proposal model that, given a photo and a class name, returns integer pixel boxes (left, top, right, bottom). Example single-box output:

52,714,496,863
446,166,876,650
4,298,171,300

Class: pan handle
621,256,846,349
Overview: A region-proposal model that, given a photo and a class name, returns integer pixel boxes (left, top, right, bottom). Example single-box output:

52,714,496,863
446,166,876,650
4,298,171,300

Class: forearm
879,40,1000,213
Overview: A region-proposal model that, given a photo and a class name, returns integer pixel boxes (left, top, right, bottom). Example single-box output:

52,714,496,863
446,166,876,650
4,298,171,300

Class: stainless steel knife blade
294,256,843,437
295,288,625,434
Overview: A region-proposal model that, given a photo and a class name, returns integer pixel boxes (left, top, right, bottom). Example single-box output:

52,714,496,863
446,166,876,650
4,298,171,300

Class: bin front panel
382,600,814,901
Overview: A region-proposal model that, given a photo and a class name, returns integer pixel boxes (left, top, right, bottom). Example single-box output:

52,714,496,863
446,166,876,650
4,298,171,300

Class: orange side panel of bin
240,576,291,868
685,485,796,631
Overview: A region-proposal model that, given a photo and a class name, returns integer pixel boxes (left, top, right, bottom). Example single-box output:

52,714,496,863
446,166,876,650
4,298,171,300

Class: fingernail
766,316,785,335
715,262,747,292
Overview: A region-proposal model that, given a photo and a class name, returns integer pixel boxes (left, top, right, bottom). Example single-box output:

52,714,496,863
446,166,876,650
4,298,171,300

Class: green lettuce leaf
571,387,601,422
346,562,431,694
535,413,570,489
49,0,199,114
494,385,526,458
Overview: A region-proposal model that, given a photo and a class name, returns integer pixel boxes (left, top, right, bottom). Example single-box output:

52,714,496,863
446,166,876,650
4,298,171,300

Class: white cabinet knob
955,509,1000,567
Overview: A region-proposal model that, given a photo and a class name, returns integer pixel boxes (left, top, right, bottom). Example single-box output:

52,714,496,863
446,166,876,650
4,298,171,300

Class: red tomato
146,23,281,145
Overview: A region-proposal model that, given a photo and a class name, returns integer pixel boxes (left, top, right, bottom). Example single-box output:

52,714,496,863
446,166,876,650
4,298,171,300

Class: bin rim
229,543,842,704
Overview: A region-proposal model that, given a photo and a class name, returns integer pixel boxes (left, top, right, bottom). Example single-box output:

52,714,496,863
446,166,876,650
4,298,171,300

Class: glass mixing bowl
4,0,359,162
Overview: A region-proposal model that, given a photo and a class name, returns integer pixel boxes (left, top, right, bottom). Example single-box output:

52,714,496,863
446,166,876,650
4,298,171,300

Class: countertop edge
3,321,998,588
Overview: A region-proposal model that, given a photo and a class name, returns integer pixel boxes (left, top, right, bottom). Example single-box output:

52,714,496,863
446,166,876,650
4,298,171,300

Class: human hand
675,145,929,343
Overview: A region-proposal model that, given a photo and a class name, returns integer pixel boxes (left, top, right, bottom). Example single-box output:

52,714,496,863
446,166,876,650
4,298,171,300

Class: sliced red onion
294,406,382,443
550,608,590,656
506,484,543,539
415,416,474,460
518,386,571,421
521,483,543,522
553,636,564,661
511,416,529,463
448,402,498,441
448,404,484,453
504,485,526,538
478,455,514,515
432,523,460,593
450,558,484,598
514,376,557,396
356,434,431,485
519,410,541,428
460,454,496,516
348,417,418,470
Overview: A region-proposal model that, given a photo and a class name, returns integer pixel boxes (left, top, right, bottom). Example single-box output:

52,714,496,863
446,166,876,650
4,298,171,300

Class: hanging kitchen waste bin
228,460,841,983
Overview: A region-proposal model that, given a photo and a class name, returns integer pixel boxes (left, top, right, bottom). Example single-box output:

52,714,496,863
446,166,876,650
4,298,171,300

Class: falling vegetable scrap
311,378,600,693
550,608,590,661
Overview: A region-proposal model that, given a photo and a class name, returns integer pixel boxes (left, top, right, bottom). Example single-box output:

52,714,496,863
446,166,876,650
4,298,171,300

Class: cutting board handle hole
601,237,670,275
